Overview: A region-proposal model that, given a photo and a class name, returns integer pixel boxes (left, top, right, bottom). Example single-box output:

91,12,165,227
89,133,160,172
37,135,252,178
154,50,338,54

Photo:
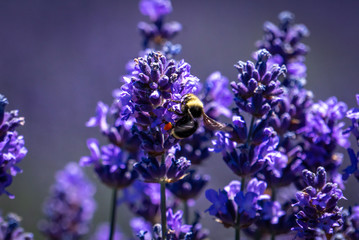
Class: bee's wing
202,113,232,132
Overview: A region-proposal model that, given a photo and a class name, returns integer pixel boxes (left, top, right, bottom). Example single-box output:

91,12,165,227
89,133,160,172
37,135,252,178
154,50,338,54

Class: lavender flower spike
231,49,286,117
0,94,27,199
134,151,191,183
118,51,200,156
292,167,345,239
167,169,209,201
205,179,266,229
39,162,96,239
257,11,309,82
80,138,138,189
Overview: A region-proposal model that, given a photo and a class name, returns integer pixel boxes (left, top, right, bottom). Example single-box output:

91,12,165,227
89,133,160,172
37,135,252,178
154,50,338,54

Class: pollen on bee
164,122,173,131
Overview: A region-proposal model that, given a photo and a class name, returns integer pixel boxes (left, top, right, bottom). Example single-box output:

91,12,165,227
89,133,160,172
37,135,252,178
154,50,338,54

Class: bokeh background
1,0,359,239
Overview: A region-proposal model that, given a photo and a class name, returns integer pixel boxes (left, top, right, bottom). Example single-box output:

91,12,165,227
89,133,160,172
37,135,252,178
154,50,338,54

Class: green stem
109,188,118,240
160,154,167,239
246,116,256,146
160,180,167,239
271,188,276,240
183,200,189,224
235,227,240,240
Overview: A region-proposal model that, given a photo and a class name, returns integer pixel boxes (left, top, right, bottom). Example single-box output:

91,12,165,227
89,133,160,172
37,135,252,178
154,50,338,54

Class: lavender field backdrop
1,0,359,239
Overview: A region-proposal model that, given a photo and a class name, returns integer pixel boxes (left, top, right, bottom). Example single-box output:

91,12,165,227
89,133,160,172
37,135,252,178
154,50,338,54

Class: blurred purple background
1,0,359,239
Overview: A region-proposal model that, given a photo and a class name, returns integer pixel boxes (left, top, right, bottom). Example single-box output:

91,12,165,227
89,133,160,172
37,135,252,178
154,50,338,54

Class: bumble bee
169,94,231,139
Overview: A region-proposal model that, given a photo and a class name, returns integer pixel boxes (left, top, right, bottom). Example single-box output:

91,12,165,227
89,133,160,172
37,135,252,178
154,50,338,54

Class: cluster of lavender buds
206,179,269,229
39,162,96,240
298,97,349,180
256,11,309,85
292,167,345,239
138,0,181,49
81,138,138,189
231,49,286,118
167,170,209,202
134,149,190,183
0,94,27,199
0,213,33,240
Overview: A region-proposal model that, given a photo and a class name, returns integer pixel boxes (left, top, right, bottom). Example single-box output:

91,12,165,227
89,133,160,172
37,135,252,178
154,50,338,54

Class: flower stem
235,227,240,240
160,154,167,239
109,188,118,240
246,116,256,146
160,180,167,239
183,200,189,224
271,188,276,240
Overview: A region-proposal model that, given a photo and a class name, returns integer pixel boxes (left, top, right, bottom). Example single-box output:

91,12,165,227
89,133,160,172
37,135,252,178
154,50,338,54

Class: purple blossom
256,11,309,83
130,217,153,240
231,49,286,117
265,151,288,178
86,100,141,154
301,97,349,147
39,162,96,240
80,139,138,189
167,169,209,201
139,0,172,21
0,94,27,199
205,179,267,229
261,201,285,224
138,0,181,50
246,178,270,200
269,87,313,135
0,213,33,240
118,52,200,156
121,180,177,223
210,130,277,177
344,206,359,240
134,151,191,183
167,209,191,239
346,94,359,121
91,223,124,240
201,71,232,119
292,167,345,239
298,97,350,178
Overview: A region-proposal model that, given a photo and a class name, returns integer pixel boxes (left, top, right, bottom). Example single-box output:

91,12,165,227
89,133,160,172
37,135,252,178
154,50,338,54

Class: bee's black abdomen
172,115,199,139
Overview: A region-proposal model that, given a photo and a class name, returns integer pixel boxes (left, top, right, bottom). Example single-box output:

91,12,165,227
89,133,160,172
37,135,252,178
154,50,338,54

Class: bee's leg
170,99,181,104
168,108,184,116
187,109,195,120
